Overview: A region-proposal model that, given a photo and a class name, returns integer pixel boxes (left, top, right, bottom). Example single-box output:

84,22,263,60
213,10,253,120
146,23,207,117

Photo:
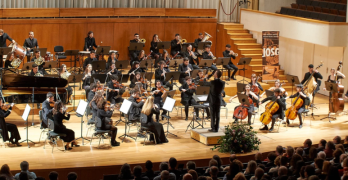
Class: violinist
107,63,120,76
130,72,147,91
155,61,173,91
53,100,79,150
229,84,258,125
31,50,47,75
97,99,120,147
87,83,97,103
194,69,213,84
179,77,200,121
128,61,144,81
152,80,168,122
0,99,21,146
286,84,308,129
150,34,161,62
107,75,124,104
223,44,239,81
88,92,104,125
301,64,323,97
59,64,73,104
128,89,144,121
4,53,15,69
82,64,95,90
259,89,286,132
28,64,43,77
201,45,218,71
261,79,288,98
42,92,54,128
106,51,118,70
179,58,193,85
182,44,199,69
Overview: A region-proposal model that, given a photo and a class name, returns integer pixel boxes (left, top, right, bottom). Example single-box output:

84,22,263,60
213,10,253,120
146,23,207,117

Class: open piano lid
2,74,68,88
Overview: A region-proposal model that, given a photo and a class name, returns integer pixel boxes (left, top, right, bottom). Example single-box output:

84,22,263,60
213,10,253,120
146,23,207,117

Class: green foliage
212,123,261,153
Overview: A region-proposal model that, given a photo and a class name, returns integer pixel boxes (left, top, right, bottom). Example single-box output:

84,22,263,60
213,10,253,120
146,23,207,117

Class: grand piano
1,73,68,104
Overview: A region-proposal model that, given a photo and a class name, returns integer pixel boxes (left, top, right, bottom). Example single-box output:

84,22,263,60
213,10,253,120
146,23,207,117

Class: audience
317,139,327,152
276,145,283,156
0,164,13,180
324,141,335,158
317,151,326,160
48,171,58,180
186,161,196,171
145,160,155,180
285,146,294,162
250,168,264,180
209,166,218,180
169,157,180,180
303,139,313,156
154,162,176,180
161,171,170,180
119,163,132,180
212,155,223,171
67,172,77,180
183,173,192,180
265,152,276,168
14,161,36,180
344,136,348,148
277,166,288,179
244,160,256,176
334,136,342,145
188,170,198,180
314,158,324,175
254,152,263,164
232,173,246,180
18,172,28,180
134,166,148,180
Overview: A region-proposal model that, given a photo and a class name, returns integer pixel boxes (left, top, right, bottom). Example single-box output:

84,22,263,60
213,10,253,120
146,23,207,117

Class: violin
113,82,125,89
157,86,166,93
189,83,197,89
136,97,145,103
49,101,55,108
138,77,147,84
1,103,12,111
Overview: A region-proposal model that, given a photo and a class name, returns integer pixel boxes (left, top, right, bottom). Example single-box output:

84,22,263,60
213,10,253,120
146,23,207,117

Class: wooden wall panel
2,24,32,47
59,23,87,51
59,8,114,17
139,22,165,54
2,9,59,18
0,9,3,18
87,23,115,51
31,24,60,54
114,8,165,16
114,23,140,60
165,9,216,17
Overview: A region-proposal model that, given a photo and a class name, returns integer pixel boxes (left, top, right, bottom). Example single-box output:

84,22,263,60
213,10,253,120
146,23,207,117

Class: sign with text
262,31,279,66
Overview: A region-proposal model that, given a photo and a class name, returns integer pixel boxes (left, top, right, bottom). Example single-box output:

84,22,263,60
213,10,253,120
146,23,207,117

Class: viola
233,97,253,120
113,82,125,89
157,86,166,93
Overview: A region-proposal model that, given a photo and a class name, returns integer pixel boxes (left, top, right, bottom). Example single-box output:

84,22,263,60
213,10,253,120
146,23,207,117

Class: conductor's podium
190,128,224,145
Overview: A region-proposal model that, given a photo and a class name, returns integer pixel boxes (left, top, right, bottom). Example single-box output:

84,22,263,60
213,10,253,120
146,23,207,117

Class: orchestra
2,29,348,150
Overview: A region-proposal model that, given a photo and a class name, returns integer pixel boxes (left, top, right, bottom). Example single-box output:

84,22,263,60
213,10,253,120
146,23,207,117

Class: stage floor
2,94,348,178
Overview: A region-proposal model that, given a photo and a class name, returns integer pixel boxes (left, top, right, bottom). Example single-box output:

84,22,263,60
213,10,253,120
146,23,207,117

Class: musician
28,64,43,77
324,68,345,84
88,91,103,125
59,64,73,103
182,45,199,69
31,50,47,75
4,53,15,69
42,92,55,128
170,34,182,56
84,31,97,51
155,61,173,91
204,70,225,132
202,45,218,71
261,79,288,98
0,100,21,146
129,33,143,61
152,80,168,122
286,84,308,129
301,64,323,97
193,33,204,52
141,96,168,144
23,31,39,62
178,58,193,84
97,99,120,147
87,83,97,102
128,61,144,81
131,50,146,66
107,63,120,76
107,75,125,104
106,51,118,70
223,44,239,81
250,74,263,92
53,101,79,150
82,64,95,90
156,50,170,68
83,50,97,70
150,34,161,61
259,89,286,132
230,84,259,125
179,77,200,121
128,89,144,121
0,29,15,67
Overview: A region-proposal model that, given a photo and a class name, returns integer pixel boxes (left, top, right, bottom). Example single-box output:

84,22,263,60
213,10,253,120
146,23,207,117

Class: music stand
320,82,338,122
156,42,171,51
162,97,177,137
118,99,134,142
68,74,84,112
196,86,211,95
237,57,252,83
91,60,106,72
116,60,130,73
165,72,181,85
64,50,79,72
169,58,183,71
129,43,144,52
286,75,300,97
140,72,154,90
191,69,208,79
91,74,107,84
237,82,248,92
140,59,154,72
216,57,231,80
163,90,176,103
199,59,213,69
43,61,58,74
96,46,111,61
20,104,34,148
197,42,212,54
33,48,47,57
75,100,90,145
265,90,274,97
118,74,130,83
44,74,60,78
22,62,35,72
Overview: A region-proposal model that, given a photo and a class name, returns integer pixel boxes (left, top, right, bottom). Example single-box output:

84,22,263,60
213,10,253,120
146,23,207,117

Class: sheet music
76,100,88,115
22,104,31,121
197,96,208,101
163,97,176,112
120,99,132,114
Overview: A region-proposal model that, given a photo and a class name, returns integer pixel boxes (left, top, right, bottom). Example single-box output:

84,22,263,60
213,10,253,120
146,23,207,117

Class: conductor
205,70,225,132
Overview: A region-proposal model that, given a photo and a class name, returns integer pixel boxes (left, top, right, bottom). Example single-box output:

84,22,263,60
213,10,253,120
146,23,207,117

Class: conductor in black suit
205,70,225,132
84,31,98,51
0,29,15,67
23,31,39,62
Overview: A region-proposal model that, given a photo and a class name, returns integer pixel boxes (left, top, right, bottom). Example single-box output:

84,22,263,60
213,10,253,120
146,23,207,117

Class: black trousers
56,128,75,142
155,103,167,122
182,98,199,119
6,123,21,142
109,126,118,142
223,64,238,78
210,102,221,131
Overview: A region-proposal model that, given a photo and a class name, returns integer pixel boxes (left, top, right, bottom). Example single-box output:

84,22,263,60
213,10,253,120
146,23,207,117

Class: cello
329,62,344,113
260,98,279,125
233,93,254,120
284,89,304,120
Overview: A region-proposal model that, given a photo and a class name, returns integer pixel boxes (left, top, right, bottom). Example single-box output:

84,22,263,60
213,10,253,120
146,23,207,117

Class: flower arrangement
212,123,261,153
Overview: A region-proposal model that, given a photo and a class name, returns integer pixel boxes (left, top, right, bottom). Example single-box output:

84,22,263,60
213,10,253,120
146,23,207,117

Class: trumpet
230,50,238,57
34,56,45,66
140,38,146,43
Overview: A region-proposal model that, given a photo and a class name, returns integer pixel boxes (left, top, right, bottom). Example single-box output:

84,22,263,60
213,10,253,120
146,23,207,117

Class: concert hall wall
0,18,217,62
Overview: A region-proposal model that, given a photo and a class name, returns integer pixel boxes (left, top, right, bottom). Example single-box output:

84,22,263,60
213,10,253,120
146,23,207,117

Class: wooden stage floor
2,91,348,178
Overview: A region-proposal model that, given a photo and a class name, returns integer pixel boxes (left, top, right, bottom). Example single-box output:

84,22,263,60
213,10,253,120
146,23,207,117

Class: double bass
260,99,279,125
329,62,344,113
303,62,323,103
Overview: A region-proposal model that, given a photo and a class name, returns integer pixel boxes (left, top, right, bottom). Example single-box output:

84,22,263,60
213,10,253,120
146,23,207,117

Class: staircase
218,23,292,93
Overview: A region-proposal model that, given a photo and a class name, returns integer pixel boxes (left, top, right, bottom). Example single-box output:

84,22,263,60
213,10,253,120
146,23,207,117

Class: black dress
0,107,21,143
142,109,167,144
53,112,75,142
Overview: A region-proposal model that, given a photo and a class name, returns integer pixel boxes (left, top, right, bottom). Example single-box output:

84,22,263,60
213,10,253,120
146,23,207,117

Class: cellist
259,89,286,132
229,84,258,125
286,84,309,129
